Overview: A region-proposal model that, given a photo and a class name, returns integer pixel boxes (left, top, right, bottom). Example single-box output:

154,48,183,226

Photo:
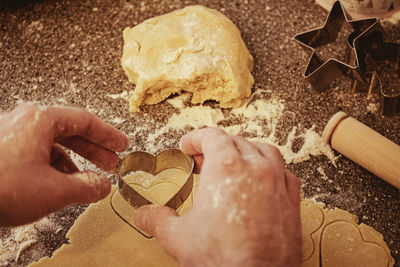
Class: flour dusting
383,10,400,24
207,184,223,209
106,90,131,100
0,217,61,266
317,166,328,181
131,94,336,165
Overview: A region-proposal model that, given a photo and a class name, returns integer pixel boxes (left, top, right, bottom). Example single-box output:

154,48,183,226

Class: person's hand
133,128,301,267
0,103,129,226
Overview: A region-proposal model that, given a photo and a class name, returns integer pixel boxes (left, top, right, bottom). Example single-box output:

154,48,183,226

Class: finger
192,154,204,174
58,136,120,173
50,144,79,173
231,136,263,158
48,106,129,152
134,205,182,258
180,128,238,158
253,142,285,170
284,170,301,206
2,168,111,226
60,170,111,204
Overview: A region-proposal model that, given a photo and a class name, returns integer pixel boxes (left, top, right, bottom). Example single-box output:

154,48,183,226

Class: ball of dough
121,5,254,112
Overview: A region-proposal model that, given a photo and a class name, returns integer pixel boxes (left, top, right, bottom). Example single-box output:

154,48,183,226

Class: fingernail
116,136,130,152
107,159,120,173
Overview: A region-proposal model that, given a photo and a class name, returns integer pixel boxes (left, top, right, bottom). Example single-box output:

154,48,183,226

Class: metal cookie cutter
361,41,400,115
295,1,400,115
117,149,194,210
294,1,380,91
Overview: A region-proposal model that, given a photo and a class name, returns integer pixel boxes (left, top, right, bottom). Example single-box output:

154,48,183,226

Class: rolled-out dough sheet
30,170,191,267
29,173,394,267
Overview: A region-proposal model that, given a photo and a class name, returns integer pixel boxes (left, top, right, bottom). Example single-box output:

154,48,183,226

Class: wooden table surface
0,0,399,266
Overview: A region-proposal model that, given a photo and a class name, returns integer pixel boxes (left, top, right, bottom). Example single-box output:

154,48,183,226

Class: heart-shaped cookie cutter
117,149,194,210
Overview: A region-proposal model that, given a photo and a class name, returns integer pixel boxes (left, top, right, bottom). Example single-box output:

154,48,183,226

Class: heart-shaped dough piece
301,199,324,261
321,221,390,267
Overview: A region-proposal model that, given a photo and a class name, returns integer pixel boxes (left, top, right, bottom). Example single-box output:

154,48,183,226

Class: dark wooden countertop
1,0,399,266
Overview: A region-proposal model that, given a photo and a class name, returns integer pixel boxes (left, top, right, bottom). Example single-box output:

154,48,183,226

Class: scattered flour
317,166,328,181
224,178,232,185
226,203,246,225
107,117,126,125
226,203,238,224
367,103,378,114
69,82,79,93
383,10,400,24
123,170,157,187
68,151,103,175
131,93,337,165
223,158,233,165
0,217,61,266
207,184,223,209
33,110,41,123
166,106,224,130
106,90,131,100
1,133,15,143
24,21,44,37
85,104,105,117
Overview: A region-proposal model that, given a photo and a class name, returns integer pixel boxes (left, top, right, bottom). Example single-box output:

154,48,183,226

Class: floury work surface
0,0,400,265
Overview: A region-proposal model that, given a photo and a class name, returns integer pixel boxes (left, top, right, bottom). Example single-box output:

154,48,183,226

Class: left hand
0,103,129,226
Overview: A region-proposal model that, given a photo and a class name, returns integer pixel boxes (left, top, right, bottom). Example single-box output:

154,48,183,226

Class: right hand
134,128,301,267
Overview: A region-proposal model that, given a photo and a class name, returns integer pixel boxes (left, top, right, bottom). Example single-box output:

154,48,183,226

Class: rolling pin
323,112,400,189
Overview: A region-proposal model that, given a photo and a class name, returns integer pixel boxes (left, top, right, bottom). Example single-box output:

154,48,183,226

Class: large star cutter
294,1,379,90
294,1,400,115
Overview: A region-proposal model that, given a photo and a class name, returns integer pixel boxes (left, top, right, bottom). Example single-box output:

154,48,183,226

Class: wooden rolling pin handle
323,112,400,189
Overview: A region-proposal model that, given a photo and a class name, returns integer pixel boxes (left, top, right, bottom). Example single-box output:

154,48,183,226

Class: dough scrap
29,174,394,267
121,5,254,112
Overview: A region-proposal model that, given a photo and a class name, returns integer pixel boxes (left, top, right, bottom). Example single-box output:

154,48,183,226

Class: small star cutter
361,41,400,115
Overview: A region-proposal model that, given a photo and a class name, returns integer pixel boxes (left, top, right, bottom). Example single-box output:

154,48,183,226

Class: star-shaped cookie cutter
295,1,400,115
294,1,380,90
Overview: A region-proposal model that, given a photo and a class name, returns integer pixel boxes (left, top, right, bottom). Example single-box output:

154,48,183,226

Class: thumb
134,205,182,257
3,168,111,226
66,171,111,203
60,171,111,204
